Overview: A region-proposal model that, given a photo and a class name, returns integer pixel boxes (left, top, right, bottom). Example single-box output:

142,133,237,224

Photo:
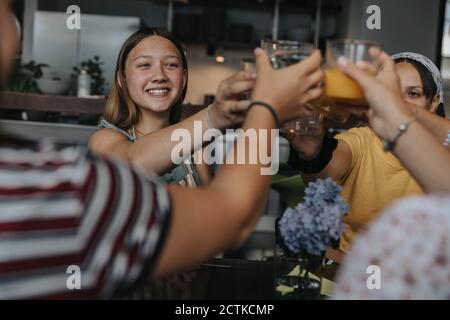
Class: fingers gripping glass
311,39,382,123
240,57,256,100
260,39,323,136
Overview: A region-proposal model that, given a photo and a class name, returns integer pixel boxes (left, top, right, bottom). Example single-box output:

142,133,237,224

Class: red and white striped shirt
0,140,171,299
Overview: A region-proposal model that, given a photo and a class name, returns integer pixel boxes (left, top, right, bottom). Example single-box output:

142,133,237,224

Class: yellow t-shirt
335,127,423,252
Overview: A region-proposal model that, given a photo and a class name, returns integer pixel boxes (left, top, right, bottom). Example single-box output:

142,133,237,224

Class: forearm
129,107,222,174
154,106,277,277
210,106,275,219
414,105,450,144
393,120,450,194
154,47,325,277
203,104,278,246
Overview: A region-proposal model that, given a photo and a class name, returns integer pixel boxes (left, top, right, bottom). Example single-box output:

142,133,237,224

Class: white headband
391,52,444,105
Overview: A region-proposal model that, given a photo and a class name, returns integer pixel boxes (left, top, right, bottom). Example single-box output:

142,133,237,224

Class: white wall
29,11,140,89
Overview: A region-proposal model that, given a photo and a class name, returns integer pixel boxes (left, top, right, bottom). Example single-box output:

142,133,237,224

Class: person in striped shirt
0,0,324,299
0,140,172,298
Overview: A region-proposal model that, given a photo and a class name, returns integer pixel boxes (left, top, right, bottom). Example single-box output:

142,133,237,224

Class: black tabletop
190,258,276,300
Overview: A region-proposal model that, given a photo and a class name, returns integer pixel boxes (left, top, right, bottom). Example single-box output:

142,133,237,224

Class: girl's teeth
147,89,169,96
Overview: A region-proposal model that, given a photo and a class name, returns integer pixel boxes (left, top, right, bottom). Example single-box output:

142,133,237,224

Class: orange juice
325,68,364,102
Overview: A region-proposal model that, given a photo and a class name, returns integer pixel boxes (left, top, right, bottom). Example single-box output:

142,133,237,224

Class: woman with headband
391,52,450,150
286,51,450,258
332,50,450,299
393,52,445,116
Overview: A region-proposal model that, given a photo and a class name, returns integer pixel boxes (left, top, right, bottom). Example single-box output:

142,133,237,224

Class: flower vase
273,217,325,300
273,244,325,300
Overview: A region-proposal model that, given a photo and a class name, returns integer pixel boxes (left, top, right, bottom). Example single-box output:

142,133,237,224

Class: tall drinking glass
261,40,323,136
322,39,381,112
261,39,315,69
311,39,382,123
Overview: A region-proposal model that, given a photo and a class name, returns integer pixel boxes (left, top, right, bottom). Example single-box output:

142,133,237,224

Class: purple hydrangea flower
278,178,349,256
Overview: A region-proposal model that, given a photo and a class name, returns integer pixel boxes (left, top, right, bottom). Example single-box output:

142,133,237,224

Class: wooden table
0,91,206,120
0,91,106,115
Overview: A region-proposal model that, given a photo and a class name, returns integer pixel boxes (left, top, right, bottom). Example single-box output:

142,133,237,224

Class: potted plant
6,60,49,93
72,55,106,96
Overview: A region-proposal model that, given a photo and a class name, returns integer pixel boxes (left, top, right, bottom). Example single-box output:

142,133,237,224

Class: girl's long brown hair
104,28,188,131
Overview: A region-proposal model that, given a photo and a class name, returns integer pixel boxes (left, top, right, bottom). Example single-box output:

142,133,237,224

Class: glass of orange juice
312,39,381,123
324,39,381,105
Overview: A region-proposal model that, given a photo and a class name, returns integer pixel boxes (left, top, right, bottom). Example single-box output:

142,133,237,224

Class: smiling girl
89,28,254,186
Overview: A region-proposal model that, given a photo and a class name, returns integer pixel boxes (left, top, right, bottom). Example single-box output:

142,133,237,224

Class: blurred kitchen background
4,0,449,111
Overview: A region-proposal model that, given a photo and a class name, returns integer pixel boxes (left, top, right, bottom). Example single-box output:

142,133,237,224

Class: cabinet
160,0,341,49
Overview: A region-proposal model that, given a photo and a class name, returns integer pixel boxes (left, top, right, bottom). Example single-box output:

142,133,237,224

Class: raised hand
209,71,256,128
337,49,414,141
252,48,324,123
